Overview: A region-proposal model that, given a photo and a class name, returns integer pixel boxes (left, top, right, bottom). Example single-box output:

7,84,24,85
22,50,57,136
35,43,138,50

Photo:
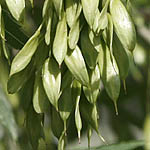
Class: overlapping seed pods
4,0,137,149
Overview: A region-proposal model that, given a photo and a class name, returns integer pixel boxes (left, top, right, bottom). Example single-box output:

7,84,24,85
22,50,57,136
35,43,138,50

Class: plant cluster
0,0,136,149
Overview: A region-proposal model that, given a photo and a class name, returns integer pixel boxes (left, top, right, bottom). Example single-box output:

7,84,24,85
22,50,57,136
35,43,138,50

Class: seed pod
5,0,25,21
81,0,99,29
52,0,63,20
144,114,150,150
72,80,82,142
110,0,136,52
65,46,89,87
0,14,10,60
87,125,93,148
42,0,53,45
34,40,49,70
61,70,73,91
53,12,67,65
81,27,98,69
66,0,82,28
68,18,80,50
33,70,50,114
88,29,101,52
10,25,41,76
51,107,64,139
106,13,113,56
7,60,34,94
80,96,105,143
42,58,61,110
58,131,65,150
50,11,58,50
98,40,120,114
26,106,44,150
59,85,73,132
83,65,100,104
113,34,129,81
93,0,109,34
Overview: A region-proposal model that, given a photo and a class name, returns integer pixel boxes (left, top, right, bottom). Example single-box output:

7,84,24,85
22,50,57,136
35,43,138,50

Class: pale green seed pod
81,0,99,29
65,46,90,87
33,70,50,114
110,0,136,52
87,125,93,148
72,80,82,142
42,0,53,45
93,0,109,34
68,18,80,50
53,12,67,65
65,0,82,28
51,107,64,139
42,58,61,110
83,65,100,104
81,27,98,69
59,84,73,133
113,34,129,80
80,96,105,143
52,0,63,20
98,40,120,114
58,131,65,150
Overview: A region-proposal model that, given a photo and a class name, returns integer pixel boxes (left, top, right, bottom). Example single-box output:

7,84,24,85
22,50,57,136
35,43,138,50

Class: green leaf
42,58,61,110
5,0,25,21
10,25,41,76
0,86,18,140
53,13,67,65
33,70,50,114
81,0,99,29
65,46,89,87
68,140,144,150
3,9,28,49
96,141,143,150
80,27,98,69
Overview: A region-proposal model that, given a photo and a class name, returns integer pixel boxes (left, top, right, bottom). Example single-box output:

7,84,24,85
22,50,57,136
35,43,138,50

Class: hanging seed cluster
0,0,136,149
